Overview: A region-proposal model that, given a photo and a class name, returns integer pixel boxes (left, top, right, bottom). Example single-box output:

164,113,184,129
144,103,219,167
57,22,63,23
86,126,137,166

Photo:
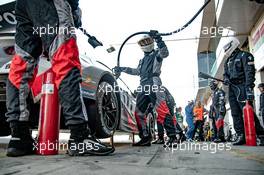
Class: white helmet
222,37,240,57
138,35,154,53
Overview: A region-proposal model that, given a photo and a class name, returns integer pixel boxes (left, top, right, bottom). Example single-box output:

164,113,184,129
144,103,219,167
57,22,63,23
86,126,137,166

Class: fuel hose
116,0,211,77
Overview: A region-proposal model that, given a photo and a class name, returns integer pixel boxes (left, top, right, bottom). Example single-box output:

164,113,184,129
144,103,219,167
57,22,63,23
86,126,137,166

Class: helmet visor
138,37,154,46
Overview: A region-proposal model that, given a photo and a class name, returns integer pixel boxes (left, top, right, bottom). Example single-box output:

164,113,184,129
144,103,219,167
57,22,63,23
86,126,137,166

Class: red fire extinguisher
36,70,61,155
243,100,257,146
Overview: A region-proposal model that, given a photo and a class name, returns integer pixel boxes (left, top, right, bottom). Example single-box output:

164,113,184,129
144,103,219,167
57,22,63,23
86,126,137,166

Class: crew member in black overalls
223,37,264,145
114,32,178,146
209,80,226,143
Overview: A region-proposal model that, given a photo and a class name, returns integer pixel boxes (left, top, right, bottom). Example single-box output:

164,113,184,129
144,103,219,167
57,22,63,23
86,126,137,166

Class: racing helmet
138,35,154,53
209,80,218,91
258,83,264,88
223,37,240,57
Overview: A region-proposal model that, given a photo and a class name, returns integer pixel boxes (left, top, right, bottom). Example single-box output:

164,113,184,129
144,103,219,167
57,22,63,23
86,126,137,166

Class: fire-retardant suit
114,32,178,146
258,83,264,126
152,86,185,145
209,80,226,142
6,0,114,157
223,37,264,145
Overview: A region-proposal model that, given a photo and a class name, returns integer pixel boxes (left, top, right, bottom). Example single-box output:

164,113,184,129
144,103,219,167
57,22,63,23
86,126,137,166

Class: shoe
132,136,151,146
67,136,115,156
215,130,226,143
178,133,186,143
257,137,264,146
233,134,245,146
7,137,35,157
68,123,115,156
152,138,165,144
187,138,193,142
200,138,205,142
213,138,226,143
6,122,34,157
165,136,177,148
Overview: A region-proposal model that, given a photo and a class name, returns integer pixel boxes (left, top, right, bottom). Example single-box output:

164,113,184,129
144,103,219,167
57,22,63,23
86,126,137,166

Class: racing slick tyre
86,79,120,139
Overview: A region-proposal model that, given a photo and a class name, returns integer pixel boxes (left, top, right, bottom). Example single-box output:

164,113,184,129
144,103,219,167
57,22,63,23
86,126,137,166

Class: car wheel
95,81,119,138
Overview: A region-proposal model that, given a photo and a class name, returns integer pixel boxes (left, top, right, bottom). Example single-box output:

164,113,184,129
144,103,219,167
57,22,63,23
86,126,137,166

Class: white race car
0,1,157,139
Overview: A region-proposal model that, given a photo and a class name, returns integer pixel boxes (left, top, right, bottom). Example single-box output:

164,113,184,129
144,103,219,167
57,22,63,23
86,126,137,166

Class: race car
0,0,156,139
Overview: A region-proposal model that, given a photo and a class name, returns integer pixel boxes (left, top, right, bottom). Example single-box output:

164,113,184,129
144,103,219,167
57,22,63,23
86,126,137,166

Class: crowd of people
177,80,264,145
182,80,226,143
182,37,264,146
183,100,220,143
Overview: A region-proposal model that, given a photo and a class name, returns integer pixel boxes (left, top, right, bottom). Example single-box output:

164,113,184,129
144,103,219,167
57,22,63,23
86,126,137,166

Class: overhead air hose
115,0,212,78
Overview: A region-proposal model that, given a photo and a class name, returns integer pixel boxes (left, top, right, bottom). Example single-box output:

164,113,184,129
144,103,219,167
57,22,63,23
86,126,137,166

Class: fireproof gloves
223,78,230,86
113,66,125,75
246,88,255,101
149,30,163,43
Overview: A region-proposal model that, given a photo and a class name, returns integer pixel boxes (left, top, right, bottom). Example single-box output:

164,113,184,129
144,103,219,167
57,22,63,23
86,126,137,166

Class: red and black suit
6,0,87,126
209,88,226,142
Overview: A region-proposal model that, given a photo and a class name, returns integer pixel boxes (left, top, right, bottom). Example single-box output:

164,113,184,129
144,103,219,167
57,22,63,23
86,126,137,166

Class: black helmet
258,83,264,88
209,80,218,90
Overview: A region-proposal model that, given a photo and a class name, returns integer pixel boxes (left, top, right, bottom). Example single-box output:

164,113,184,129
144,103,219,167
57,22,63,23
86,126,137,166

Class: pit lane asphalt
0,143,264,175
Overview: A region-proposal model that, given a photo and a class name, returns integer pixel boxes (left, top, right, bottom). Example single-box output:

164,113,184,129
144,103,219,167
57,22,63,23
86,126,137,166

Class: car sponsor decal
0,1,16,32
81,89,96,98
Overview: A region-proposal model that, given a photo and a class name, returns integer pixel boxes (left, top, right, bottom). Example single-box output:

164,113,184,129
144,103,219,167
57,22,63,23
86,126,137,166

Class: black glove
149,30,158,38
72,7,82,28
220,105,226,113
223,78,230,86
246,87,254,101
113,66,125,76
149,30,162,42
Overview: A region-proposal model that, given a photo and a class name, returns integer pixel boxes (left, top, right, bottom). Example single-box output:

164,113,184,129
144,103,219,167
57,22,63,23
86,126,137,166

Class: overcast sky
77,0,204,108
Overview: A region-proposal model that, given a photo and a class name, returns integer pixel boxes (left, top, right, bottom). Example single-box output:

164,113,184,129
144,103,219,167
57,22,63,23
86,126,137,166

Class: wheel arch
81,65,121,109
81,66,122,137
